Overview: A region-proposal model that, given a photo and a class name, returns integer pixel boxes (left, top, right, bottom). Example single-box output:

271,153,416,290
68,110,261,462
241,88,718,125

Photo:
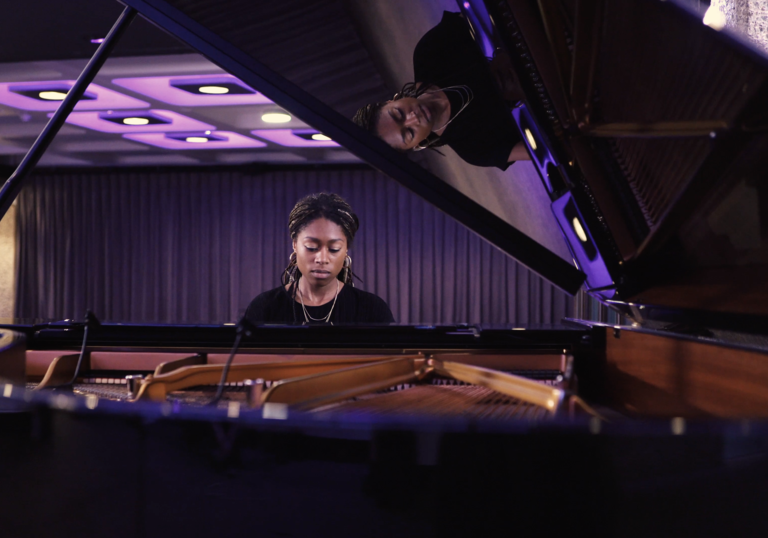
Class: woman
353,11,529,170
245,193,395,324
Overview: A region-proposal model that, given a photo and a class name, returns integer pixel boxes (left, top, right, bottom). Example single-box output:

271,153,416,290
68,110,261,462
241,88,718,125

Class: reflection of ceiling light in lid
186,136,209,143
524,128,537,151
311,133,332,141
262,112,291,123
572,217,588,242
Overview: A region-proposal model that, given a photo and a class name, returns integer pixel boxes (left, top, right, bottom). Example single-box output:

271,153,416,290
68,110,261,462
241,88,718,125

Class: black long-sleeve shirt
413,11,521,169
245,284,394,324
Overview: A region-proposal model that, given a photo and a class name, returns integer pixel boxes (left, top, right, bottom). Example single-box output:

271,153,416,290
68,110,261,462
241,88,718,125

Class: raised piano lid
107,0,585,296
110,0,768,326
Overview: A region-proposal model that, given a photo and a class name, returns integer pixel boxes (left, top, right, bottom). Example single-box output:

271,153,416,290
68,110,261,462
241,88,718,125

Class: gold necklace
298,279,340,323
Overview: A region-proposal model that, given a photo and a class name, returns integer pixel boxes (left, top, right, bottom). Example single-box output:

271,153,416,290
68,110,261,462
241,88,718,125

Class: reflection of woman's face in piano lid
292,218,348,288
375,91,451,151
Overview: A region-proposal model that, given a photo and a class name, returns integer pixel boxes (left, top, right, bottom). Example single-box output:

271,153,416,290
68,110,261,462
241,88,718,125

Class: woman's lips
311,270,331,277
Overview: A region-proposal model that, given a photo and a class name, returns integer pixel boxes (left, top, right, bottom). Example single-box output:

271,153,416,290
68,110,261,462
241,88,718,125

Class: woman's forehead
295,218,347,241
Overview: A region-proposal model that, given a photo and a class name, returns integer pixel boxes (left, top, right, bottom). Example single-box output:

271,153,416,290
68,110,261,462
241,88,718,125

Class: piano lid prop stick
0,6,137,221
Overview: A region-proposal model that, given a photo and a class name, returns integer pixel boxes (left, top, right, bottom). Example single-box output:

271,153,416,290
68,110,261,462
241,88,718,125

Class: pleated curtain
15,167,573,324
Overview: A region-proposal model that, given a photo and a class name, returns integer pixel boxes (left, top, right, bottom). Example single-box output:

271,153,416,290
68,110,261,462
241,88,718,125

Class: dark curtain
16,167,573,324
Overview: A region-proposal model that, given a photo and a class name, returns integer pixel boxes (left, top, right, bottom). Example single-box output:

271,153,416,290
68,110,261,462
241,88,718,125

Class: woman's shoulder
343,286,395,323
245,285,291,322
250,285,289,303
344,285,382,301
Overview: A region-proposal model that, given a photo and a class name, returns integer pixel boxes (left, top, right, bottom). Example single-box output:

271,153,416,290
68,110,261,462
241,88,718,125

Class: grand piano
2,0,768,536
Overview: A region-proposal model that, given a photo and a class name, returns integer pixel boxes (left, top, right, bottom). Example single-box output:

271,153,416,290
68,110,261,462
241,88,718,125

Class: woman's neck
296,277,342,306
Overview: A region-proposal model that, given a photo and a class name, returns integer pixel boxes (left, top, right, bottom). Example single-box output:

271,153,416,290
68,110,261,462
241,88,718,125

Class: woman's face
293,218,348,286
375,97,435,151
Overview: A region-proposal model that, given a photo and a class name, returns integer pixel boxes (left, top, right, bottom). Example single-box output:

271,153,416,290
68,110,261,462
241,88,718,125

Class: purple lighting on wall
90,38,105,44
112,75,273,106
0,81,149,111
251,129,340,147
123,131,267,150
63,109,215,133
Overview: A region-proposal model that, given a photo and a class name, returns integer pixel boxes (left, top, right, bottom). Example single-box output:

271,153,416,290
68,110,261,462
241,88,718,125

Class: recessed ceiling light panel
62,109,215,133
251,129,339,147
172,81,254,96
166,131,228,143
0,81,148,111
10,85,97,102
123,131,267,150
112,75,272,106
261,112,292,124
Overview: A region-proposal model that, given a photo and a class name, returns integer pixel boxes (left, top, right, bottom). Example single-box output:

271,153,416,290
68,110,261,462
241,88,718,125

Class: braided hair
282,193,360,287
352,82,446,152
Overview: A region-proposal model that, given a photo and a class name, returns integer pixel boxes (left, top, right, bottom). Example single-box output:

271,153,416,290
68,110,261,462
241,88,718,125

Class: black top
413,11,521,170
245,283,395,324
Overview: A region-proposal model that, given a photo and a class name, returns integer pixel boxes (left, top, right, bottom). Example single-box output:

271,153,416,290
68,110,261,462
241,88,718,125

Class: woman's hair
352,82,444,151
352,101,387,135
282,193,360,286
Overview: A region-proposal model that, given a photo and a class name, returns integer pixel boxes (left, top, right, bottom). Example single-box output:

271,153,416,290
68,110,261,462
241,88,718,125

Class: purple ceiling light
0,81,148,111
63,109,215,133
251,129,339,147
123,131,267,150
112,75,273,106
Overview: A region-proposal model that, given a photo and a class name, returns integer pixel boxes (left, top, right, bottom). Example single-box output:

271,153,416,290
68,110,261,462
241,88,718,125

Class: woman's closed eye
305,246,341,253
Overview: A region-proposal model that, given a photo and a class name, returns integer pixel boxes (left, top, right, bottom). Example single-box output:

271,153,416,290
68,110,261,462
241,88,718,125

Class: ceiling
0,0,387,169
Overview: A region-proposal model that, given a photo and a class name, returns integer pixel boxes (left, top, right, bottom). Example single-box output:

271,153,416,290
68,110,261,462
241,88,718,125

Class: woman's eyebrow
304,237,343,243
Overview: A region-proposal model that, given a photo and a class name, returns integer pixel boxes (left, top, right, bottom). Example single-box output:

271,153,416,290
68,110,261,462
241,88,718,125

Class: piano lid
117,0,768,322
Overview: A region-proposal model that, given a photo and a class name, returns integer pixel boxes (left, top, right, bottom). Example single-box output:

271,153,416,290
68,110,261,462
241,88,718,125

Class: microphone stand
209,316,256,405
57,310,101,390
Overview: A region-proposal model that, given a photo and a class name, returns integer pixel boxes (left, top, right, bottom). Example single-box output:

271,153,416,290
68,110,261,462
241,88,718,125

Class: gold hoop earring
343,255,353,286
285,252,298,283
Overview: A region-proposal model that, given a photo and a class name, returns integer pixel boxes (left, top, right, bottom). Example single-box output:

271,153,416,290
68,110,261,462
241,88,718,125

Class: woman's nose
404,109,419,126
315,249,329,262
